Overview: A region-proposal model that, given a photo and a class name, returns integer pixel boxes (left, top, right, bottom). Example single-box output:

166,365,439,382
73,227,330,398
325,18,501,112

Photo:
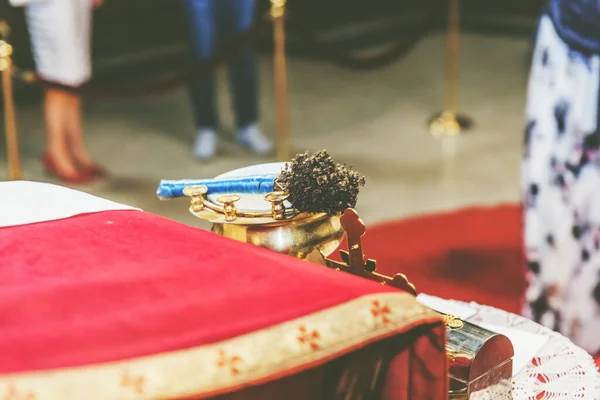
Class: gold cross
325,209,417,296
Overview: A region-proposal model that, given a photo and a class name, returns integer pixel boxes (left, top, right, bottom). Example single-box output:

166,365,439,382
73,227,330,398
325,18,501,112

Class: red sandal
41,153,93,185
76,161,108,178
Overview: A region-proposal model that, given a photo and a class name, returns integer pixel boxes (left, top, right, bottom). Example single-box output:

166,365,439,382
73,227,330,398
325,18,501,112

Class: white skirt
25,0,93,87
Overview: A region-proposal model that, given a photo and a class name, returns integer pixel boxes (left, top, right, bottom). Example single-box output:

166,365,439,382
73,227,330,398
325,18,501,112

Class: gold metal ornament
217,194,241,222
269,0,286,19
264,191,289,220
324,208,418,296
443,314,465,329
182,186,207,212
183,187,344,263
0,20,22,180
428,0,472,136
0,40,11,71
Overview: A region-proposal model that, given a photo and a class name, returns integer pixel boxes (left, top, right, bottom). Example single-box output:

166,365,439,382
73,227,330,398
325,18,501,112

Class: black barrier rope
287,5,441,70
9,3,439,98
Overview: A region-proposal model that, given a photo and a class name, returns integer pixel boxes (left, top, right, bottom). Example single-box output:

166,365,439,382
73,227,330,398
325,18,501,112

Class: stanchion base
427,111,473,137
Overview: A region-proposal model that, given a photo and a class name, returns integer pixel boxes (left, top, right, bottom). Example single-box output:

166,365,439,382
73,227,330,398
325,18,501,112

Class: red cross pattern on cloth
297,325,321,350
216,350,243,376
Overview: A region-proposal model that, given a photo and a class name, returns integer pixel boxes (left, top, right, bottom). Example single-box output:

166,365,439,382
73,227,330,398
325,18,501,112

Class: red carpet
360,204,526,314
359,204,600,367
358,204,600,367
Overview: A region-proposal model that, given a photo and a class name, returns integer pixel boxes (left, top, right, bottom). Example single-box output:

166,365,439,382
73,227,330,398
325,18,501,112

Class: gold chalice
178,162,417,295
182,162,345,265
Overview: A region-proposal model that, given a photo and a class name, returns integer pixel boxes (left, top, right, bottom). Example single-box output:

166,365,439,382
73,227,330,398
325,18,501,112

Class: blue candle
157,174,279,199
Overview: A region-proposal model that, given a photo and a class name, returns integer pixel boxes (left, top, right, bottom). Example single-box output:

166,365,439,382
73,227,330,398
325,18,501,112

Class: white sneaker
194,129,217,160
237,124,273,155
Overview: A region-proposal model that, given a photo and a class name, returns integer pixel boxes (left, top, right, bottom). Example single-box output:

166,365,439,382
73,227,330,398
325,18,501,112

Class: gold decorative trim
442,314,464,329
0,293,441,400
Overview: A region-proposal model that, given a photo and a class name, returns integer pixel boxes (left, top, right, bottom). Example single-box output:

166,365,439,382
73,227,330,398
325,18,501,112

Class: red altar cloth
0,205,447,399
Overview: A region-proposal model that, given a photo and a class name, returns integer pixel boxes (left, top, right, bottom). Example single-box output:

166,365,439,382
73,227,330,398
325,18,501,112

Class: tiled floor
1,32,530,229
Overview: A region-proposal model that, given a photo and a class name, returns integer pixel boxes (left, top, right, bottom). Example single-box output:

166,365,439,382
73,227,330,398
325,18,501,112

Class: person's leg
64,91,96,168
220,0,272,154
63,0,104,175
27,0,96,181
182,0,220,158
26,2,76,178
220,0,258,129
43,88,79,177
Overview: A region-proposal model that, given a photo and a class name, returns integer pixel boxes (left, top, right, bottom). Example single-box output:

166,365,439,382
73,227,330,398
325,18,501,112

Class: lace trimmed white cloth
452,300,600,399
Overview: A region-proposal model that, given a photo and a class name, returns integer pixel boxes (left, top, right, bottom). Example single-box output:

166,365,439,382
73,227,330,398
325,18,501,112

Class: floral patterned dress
522,14,600,354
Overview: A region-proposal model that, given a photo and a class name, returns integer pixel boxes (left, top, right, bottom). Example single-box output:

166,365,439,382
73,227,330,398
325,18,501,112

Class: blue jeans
182,0,259,131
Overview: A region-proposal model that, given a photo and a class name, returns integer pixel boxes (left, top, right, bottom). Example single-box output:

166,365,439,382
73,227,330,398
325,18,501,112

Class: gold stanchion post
0,20,22,180
270,0,290,162
427,0,472,137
